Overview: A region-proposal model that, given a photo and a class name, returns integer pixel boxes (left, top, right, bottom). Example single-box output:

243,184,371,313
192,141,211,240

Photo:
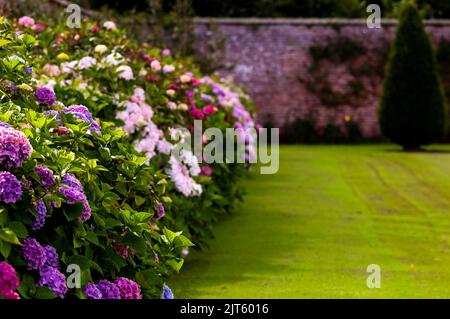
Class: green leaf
68,255,91,270
34,286,57,299
8,221,29,238
18,274,35,298
136,270,163,289
0,227,21,245
162,227,182,244
63,202,84,221
174,235,195,248
134,195,145,207
85,232,99,245
0,39,11,46
105,218,122,229
0,241,11,258
166,258,184,272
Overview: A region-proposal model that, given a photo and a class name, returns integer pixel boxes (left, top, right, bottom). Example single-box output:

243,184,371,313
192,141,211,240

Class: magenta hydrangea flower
38,266,67,298
200,166,213,176
22,237,47,270
114,277,142,299
96,280,121,299
83,283,103,299
31,199,47,230
0,125,33,168
35,87,56,106
63,105,101,132
0,171,23,204
0,262,20,298
203,105,217,116
35,165,56,190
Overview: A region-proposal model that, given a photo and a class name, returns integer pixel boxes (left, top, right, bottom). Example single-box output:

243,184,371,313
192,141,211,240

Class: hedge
0,15,256,299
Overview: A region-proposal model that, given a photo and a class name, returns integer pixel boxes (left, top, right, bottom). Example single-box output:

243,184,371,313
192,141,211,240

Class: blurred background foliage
54,0,450,19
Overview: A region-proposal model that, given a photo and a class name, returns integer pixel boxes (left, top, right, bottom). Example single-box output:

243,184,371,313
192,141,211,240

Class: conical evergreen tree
379,0,448,150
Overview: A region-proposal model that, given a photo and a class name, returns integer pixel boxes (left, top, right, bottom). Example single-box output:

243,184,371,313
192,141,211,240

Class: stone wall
194,18,450,138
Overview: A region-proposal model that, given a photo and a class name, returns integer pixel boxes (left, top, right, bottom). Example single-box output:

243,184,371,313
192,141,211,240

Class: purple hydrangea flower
61,174,83,192
83,283,103,299
161,284,174,299
63,105,101,132
0,262,20,297
31,199,46,230
59,186,91,222
38,266,67,298
43,245,59,269
0,122,10,128
0,171,23,204
96,280,121,299
22,237,47,270
114,277,142,299
25,67,32,74
34,87,56,106
0,125,33,168
35,165,56,190
0,80,16,95
155,202,165,220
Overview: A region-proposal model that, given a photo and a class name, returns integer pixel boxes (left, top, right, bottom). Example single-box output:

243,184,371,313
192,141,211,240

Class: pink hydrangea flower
116,65,133,80
18,16,35,27
103,21,116,30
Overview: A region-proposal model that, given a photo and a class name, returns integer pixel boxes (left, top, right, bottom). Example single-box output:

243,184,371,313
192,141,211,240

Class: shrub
379,1,448,150
22,17,256,247
0,17,200,299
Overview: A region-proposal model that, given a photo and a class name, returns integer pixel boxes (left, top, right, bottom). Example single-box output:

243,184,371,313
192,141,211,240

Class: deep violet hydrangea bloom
83,283,103,299
61,174,83,192
35,165,56,190
43,245,59,269
0,125,33,168
114,277,142,299
0,171,23,204
155,202,165,220
161,284,174,299
59,185,91,222
0,262,20,298
63,105,101,132
38,267,67,298
34,87,56,106
31,199,47,230
96,280,121,299
22,237,47,270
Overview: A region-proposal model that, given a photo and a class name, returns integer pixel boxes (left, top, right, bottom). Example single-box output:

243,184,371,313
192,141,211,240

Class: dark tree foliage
379,1,448,149
85,0,450,18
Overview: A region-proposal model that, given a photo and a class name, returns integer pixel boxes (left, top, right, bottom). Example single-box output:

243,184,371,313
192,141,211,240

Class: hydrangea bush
0,17,193,299
27,16,257,246
0,13,256,299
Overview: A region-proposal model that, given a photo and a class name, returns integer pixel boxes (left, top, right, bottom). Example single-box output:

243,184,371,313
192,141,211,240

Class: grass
169,145,450,298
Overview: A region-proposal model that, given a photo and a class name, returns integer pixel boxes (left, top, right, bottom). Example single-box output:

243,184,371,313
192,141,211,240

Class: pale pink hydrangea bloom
150,60,161,72
163,65,175,73
166,153,202,197
77,57,97,70
43,64,61,77
116,65,133,80
18,16,35,27
103,21,116,30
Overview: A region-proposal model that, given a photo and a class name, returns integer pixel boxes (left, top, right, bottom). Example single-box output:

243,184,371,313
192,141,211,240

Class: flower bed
0,16,256,299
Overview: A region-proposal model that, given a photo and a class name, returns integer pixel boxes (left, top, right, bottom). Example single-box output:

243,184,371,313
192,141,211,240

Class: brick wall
194,18,450,138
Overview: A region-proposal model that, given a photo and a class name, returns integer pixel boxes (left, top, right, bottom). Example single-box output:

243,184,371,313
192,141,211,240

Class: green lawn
170,145,450,298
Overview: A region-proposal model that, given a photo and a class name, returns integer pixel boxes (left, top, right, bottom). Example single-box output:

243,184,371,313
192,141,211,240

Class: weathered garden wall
194,18,450,138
